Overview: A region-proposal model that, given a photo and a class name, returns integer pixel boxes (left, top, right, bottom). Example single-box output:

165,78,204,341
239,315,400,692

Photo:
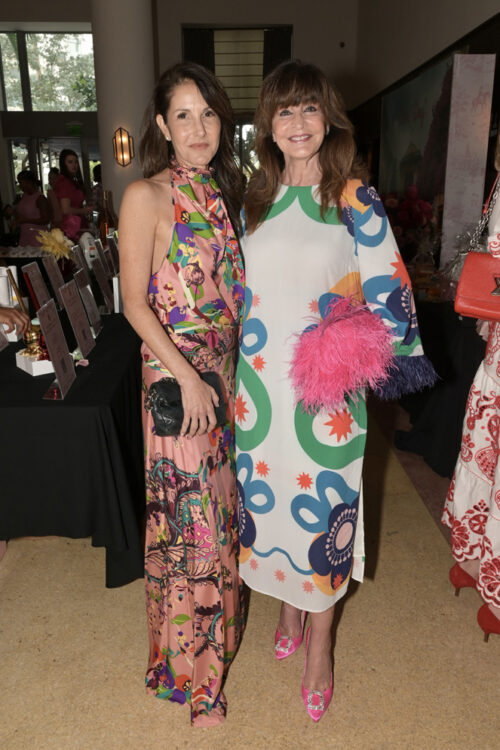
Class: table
0,313,145,587
395,301,486,478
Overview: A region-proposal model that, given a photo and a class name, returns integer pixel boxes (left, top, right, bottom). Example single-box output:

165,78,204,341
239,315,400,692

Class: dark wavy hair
245,60,367,233
17,169,40,188
59,149,84,190
140,61,242,235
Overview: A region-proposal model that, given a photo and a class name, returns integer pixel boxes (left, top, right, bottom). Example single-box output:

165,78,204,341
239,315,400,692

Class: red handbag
454,252,500,321
454,174,500,321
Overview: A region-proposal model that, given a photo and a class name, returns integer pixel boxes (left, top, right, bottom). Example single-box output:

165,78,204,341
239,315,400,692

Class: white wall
2,1,497,108
0,0,91,24
355,1,499,107
156,0,360,107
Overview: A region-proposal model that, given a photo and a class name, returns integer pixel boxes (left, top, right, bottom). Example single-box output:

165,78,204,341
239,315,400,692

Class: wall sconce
113,127,134,167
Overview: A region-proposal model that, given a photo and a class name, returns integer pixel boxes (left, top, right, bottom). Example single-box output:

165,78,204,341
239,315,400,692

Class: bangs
270,66,325,111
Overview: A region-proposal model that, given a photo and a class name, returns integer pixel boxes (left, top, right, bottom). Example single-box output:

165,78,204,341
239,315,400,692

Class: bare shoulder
122,175,170,204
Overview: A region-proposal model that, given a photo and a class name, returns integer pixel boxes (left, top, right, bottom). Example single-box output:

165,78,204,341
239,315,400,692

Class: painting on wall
379,55,454,266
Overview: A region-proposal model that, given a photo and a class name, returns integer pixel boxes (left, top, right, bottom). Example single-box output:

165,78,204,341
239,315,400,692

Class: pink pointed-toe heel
449,563,476,596
477,604,500,642
301,627,333,723
274,610,306,660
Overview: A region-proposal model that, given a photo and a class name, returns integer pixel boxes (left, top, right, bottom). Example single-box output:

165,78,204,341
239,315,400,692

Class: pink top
17,190,49,246
54,174,86,240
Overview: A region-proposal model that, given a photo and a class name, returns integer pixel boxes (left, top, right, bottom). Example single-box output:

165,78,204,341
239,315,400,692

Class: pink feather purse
289,297,394,413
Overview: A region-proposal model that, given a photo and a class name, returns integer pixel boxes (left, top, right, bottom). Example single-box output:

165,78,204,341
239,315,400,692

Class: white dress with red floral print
442,192,500,607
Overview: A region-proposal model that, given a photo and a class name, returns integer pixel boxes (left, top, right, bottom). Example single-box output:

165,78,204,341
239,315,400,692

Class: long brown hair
245,60,367,233
140,62,242,235
59,148,85,191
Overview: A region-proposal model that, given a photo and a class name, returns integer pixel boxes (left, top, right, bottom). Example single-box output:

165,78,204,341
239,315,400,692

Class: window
26,33,96,112
0,31,96,112
0,30,98,202
214,29,264,113
235,123,258,179
0,33,23,110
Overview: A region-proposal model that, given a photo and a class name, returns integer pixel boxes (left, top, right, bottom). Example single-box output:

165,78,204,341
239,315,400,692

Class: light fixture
113,127,134,167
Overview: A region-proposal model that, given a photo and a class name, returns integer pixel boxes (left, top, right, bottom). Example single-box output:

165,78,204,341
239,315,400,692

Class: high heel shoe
275,610,306,660
449,563,476,596
477,604,500,642
301,627,333,723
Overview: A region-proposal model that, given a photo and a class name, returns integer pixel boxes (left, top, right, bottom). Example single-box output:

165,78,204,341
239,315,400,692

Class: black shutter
263,26,292,77
183,28,215,72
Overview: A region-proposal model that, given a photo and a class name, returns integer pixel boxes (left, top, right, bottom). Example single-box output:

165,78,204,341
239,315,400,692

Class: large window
0,33,23,110
0,30,98,205
0,32,96,112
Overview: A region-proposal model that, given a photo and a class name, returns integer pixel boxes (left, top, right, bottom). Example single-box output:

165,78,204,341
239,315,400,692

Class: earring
272,133,276,142
165,135,171,142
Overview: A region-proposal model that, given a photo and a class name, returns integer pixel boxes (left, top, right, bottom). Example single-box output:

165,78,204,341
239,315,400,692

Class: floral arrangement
36,228,73,260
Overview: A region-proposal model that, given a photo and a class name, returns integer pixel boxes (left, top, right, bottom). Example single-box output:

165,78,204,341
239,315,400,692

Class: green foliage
0,33,23,110
0,32,97,112
27,33,97,111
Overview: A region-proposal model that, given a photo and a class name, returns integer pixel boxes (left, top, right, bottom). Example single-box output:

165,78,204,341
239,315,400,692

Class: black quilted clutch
146,371,226,437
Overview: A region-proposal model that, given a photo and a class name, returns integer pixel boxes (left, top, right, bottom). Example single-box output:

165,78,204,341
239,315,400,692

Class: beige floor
1,421,499,750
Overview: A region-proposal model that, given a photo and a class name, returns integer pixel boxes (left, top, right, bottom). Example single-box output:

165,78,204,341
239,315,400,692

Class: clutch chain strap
468,173,500,252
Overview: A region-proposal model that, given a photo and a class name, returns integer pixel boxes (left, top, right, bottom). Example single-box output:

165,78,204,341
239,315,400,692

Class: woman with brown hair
14,170,50,246
119,62,245,727
236,60,434,721
54,149,93,241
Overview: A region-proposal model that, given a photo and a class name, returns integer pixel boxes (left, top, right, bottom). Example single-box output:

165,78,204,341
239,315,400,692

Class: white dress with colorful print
236,180,431,612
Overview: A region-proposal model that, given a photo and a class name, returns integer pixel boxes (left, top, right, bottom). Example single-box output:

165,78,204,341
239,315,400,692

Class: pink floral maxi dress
141,163,245,726
442,191,500,607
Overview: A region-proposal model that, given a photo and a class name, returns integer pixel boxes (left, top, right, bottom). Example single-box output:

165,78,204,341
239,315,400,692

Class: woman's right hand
179,372,220,437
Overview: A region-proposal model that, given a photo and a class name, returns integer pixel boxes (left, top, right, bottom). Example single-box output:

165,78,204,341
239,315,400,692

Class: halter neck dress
141,162,245,726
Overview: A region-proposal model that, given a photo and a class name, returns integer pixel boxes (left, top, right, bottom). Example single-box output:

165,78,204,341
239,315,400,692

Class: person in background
47,167,62,228
13,170,50,246
54,149,94,242
442,138,500,641
236,60,435,722
119,62,245,727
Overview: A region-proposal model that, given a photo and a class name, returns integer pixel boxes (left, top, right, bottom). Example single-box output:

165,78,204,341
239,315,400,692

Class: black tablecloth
395,301,486,478
0,314,145,587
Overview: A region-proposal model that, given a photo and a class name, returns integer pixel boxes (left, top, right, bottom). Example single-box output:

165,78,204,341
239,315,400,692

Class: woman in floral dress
119,62,245,726
442,161,500,641
236,61,435,721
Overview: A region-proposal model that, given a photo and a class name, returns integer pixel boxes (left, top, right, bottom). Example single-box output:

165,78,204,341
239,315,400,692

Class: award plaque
104,247,116,275
106,232,120,273
94,239,113,278
42,255,65,307
37,299,76,399
92,257,114,313
70,245,92,287
21,261,52,310
74,269,102,335
60,280,95,358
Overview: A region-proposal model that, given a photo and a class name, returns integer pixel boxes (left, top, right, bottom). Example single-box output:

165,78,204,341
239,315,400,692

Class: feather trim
373,354,438,400
289,297,395,413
